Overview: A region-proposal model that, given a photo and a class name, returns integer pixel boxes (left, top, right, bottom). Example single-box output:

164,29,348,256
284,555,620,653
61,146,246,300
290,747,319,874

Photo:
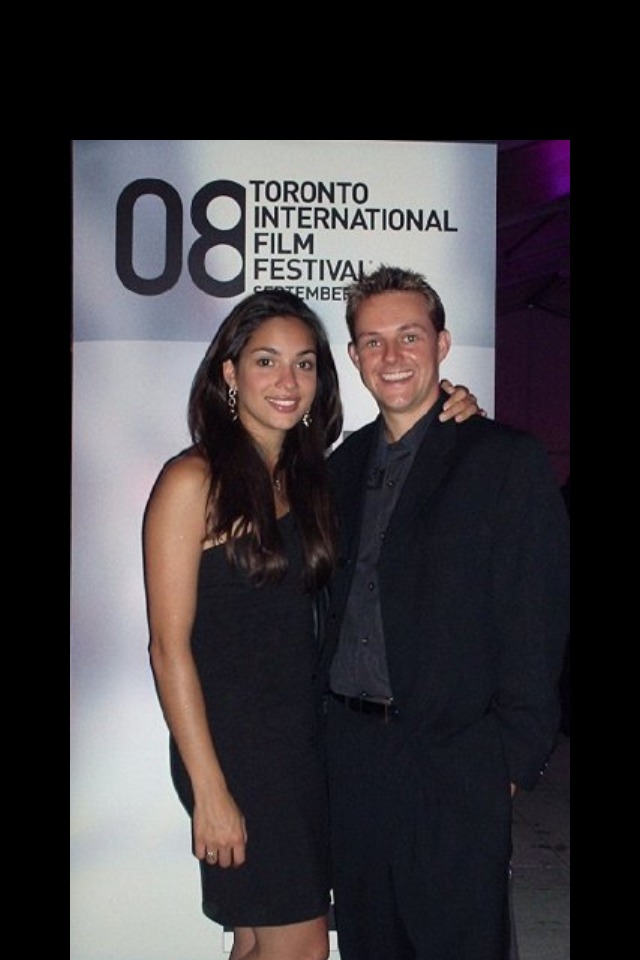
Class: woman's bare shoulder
150,446,210,503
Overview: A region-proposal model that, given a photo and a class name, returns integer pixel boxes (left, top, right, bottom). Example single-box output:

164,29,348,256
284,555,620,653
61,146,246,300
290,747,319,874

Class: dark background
492,140,569,487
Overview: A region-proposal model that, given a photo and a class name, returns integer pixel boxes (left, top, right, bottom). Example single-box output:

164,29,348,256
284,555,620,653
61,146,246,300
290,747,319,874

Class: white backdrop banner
71,139,497,960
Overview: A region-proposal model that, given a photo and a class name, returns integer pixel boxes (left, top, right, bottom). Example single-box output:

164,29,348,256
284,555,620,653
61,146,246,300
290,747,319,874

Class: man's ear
347,341,360,370
437,330,452,364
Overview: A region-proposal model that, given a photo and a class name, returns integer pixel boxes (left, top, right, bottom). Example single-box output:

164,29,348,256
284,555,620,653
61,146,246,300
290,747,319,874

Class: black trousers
325,696,512,960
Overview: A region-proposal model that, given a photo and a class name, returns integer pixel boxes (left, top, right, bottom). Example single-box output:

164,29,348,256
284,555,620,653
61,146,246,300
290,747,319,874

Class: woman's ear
222,358,236,388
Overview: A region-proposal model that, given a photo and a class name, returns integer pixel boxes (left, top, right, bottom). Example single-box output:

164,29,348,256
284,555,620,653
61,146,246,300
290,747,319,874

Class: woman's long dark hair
188,290,343,591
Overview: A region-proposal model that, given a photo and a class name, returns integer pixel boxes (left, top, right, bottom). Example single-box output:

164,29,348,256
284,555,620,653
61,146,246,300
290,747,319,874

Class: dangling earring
302,411,312,428
228,386,238,421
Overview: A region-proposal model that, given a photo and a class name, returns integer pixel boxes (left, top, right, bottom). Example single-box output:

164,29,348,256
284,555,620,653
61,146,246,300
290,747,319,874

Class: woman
143,289,477,960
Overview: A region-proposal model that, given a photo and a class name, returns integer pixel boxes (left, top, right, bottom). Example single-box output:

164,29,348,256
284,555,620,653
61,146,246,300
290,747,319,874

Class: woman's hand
194,785,248,869
439,378,486,422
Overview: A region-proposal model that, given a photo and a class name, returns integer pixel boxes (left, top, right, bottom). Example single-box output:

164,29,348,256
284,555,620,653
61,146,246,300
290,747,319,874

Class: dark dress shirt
329,406,438,700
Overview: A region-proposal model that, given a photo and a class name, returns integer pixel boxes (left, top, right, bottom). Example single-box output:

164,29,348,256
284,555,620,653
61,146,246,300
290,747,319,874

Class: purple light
538,140,570,199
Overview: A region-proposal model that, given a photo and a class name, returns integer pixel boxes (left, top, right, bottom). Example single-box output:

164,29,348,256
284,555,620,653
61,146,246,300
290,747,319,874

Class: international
253,206,458,232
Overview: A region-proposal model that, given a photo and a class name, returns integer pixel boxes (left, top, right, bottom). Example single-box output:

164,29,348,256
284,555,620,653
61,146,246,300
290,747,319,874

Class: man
317,265,570,960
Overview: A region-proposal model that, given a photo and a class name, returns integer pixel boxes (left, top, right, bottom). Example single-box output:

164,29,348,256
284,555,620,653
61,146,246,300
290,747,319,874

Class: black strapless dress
169,512,331,927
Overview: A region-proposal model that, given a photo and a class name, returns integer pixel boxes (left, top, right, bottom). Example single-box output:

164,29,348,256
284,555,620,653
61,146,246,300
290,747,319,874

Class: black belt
330,691,400,722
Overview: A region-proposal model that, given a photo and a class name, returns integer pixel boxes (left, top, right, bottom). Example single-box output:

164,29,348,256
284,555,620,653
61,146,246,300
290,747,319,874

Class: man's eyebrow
355,322,426,340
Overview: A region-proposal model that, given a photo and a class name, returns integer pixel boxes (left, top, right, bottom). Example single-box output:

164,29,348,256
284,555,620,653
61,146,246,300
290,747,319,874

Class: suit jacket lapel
387,414,456,534
332,420,378,558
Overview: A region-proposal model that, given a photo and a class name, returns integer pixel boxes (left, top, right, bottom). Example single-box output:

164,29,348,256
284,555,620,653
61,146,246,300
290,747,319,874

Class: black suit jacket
318,394,570,793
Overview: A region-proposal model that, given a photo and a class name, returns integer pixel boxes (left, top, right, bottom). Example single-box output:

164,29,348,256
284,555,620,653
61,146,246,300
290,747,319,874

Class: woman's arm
143,454,247,868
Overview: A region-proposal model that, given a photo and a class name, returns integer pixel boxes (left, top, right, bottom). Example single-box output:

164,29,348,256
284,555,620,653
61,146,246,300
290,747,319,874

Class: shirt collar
374,401,439,463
